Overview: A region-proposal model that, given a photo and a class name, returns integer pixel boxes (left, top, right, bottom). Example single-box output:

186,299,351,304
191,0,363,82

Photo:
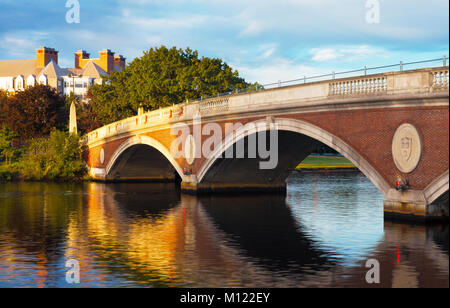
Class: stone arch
424,170,449,204
197,118,391,197
105,135,187,182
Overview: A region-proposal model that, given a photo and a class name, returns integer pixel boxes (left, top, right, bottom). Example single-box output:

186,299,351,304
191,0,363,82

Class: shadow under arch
196,118,390,197
105,135,186,182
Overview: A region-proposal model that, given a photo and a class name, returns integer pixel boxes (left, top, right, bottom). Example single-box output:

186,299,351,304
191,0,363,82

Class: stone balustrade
330,76,387,95
432,69,449,87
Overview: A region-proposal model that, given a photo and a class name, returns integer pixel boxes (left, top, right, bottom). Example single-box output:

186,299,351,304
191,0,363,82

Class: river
0,172,448,288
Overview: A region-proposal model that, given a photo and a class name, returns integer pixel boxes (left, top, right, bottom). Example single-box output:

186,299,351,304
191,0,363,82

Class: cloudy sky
0,0,448,84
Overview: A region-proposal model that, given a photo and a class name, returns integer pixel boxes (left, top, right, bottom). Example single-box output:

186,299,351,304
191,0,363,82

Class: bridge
82,66,449,222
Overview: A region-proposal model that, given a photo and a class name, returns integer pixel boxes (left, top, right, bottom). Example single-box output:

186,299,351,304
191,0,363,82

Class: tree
0,126,19,165
88,46,259,125
1,85,66,140
19,129,86,180
76,102,103,135
0,90,7,125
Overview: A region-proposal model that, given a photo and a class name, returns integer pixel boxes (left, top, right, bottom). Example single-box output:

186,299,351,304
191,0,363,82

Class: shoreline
2,155,358,182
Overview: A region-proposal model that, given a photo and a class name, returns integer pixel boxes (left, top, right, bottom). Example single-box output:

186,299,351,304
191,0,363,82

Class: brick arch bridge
82,67,449,221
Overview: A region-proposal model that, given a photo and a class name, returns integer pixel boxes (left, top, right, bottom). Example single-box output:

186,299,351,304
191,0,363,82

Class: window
15,76,24,90
39,75,47,85
27,75,35,87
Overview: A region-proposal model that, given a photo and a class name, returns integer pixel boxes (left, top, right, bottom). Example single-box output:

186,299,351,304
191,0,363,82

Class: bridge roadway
82,67,449,222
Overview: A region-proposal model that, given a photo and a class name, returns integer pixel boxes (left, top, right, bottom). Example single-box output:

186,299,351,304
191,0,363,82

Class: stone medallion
392,123,422,173
184,135,196,165
100,148,105,165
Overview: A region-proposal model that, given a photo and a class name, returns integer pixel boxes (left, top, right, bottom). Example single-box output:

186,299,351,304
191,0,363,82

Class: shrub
19,130,86,180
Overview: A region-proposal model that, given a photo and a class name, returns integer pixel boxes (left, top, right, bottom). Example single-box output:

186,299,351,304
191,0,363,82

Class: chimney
36,47,58,68
74,50,90,69
98,49,115,74
114,54,126,70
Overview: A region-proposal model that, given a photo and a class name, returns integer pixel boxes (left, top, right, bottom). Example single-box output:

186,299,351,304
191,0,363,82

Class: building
0,46,126,99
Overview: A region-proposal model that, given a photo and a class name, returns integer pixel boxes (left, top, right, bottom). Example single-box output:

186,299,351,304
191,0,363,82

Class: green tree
0,126,19,165
88,46,259,125
19,129,86,180
1,85,66,140
76,102,103,135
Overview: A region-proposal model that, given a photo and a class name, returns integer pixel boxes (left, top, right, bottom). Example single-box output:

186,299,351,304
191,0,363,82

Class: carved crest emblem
392,124,422,174
400,137,412,161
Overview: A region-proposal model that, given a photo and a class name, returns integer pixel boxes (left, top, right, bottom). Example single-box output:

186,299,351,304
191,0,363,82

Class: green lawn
296,155,356,170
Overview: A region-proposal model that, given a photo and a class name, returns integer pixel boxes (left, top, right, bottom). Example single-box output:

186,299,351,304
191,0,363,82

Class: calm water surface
0,172,448,288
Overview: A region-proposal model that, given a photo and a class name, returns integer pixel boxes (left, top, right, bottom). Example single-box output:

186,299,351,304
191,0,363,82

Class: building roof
38,59,71,78
0,59,43,77
81,61,108,78
66,68,83,76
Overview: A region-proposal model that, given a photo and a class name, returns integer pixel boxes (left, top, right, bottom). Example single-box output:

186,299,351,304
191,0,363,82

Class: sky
0,0,448,84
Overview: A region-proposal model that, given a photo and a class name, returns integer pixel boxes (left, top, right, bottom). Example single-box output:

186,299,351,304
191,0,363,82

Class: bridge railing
83,62,449,146
330,75,387,96
431,68,449,87
244,56,449,91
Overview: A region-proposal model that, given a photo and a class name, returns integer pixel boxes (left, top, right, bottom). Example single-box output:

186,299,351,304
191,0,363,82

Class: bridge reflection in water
0,173,448,287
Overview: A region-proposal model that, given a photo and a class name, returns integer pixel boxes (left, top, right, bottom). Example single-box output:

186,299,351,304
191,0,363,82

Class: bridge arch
197,118,391,197
106,135,187,182
424,170,449,205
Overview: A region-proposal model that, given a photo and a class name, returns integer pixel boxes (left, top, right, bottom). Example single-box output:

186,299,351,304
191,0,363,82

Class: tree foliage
0,126,19,165
88,46,259,124
1,85,66,140
76,102,103,135
19,129,86,180
0,90,7,125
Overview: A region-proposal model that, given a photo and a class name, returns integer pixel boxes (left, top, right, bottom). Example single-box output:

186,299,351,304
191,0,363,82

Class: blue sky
0,0,448,83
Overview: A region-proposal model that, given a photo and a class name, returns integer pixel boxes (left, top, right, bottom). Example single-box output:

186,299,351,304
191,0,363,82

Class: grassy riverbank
296,155,356,170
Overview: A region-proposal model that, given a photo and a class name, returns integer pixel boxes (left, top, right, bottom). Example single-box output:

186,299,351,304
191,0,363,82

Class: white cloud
234,57,330,84
311,48,340,62
0,31,50,58
259,44,277,59
310,45,389,62
124,15,209,30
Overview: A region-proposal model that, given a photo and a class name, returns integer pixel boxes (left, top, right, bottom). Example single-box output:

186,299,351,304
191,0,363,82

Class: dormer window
15,75,24,90
39,74,47,85
27,75,36,87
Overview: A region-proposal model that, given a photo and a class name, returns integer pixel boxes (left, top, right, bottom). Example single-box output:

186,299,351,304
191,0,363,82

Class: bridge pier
181,175,287,194
181,181,287,195
384,189,449,222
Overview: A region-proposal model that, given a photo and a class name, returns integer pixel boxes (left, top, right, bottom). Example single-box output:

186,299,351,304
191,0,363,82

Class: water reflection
0,173,448,288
